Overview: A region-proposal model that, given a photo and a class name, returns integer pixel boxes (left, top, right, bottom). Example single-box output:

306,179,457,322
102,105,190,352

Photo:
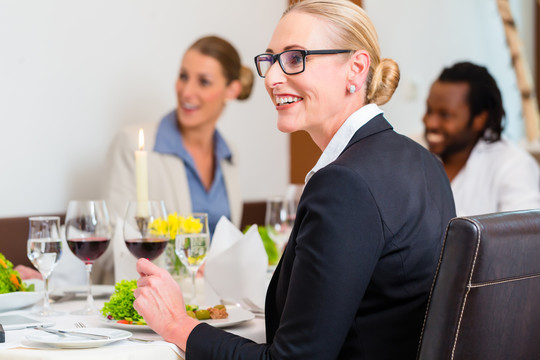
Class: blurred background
0,0,536,216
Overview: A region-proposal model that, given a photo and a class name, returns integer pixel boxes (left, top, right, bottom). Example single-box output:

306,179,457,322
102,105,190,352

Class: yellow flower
178,215,203,234
167,213,180,239
149,217,168,238
149,213,203,239
187,254,206,265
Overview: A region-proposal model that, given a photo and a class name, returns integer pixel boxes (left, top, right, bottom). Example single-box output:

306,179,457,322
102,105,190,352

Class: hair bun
367,58,400,105
237,65,254,101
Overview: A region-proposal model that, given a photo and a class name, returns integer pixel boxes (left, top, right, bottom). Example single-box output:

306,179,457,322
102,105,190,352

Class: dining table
0,280,266,360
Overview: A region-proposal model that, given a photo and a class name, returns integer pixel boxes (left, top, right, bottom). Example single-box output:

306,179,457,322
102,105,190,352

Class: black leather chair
417,210,540,359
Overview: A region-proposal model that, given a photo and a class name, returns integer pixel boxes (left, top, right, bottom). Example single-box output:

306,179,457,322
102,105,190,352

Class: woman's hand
133,258,199,350
14,265,42,280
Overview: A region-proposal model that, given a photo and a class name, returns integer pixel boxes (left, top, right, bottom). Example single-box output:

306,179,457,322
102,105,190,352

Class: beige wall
0,0,290,217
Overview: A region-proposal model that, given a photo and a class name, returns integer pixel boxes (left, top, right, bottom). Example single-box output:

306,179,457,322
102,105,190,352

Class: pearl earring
349,85,356,94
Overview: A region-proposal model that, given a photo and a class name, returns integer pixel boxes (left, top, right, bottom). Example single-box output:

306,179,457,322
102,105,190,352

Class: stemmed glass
64,200,112,315
123,200,168,260
27,216,63,316
265,196,292,253
284,183,303,226
175,213,209,304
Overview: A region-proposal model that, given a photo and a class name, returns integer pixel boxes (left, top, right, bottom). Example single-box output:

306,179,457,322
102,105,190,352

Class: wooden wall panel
287,0,362,183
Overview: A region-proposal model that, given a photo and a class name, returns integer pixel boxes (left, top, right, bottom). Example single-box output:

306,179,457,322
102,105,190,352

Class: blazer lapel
342,114,393,153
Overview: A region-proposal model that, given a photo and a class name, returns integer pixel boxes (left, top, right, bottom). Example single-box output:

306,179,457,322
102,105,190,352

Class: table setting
0,204,268,359
0,274,265,360
0,130,274,359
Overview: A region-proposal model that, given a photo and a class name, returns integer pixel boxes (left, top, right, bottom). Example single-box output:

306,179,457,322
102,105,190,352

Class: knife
34,327,111,340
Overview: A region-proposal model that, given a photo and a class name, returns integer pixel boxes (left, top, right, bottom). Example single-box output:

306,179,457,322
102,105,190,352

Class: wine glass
175,213,209,304
123,200,168,260
284,183,303,226
64,200,112,315
27,216,63,316
265,196,291,253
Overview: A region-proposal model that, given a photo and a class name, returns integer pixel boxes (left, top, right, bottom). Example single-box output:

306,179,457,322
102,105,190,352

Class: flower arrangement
148,213,203,277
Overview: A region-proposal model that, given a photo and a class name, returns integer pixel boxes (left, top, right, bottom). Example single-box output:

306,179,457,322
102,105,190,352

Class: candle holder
134,216,149,235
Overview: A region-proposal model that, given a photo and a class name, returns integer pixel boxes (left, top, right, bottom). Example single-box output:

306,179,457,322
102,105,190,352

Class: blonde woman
133,1,456,358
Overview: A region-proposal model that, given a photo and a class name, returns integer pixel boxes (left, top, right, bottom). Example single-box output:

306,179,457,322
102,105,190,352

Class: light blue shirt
153,110,231,236
306,104,384,183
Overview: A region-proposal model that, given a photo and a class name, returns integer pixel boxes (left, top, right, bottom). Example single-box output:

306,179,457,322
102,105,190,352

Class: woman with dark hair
132,1,455,358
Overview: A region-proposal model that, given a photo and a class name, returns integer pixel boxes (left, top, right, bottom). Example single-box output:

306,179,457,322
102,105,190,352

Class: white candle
135,128,149,216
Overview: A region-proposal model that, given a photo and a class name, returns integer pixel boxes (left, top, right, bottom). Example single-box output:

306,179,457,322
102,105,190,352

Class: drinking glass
265,196,292,253
123,200,168,260
175,213,209,304
64,200,111,315
27,216,63,316
284,183,303,226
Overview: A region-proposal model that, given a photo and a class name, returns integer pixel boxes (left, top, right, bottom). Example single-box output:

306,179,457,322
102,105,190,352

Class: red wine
125,238,168,260
67,237,110,264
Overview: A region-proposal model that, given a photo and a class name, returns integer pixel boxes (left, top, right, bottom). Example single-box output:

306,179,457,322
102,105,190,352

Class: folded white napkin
204,216,268,309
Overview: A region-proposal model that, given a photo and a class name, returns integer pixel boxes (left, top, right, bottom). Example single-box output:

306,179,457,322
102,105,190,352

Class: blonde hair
189,36,254,101
285,0,399,105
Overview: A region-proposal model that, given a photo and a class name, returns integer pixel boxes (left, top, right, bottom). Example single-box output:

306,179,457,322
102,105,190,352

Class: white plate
50,285,115,299
202,306,255,328
25,328,132,349
0,279,44,312
102,306,255,330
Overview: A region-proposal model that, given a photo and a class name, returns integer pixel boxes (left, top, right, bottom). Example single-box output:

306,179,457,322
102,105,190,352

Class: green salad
101,279,146,324
0,253,35,294
102,279,217,325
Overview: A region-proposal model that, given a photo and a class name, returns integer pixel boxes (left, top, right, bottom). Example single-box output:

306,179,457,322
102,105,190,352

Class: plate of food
100,280,255,330
25,327,132,349
0,253,43,312
102,305,254,330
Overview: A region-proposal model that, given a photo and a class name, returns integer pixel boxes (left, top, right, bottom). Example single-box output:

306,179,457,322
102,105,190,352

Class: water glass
175,213,209,304
27,216,63,316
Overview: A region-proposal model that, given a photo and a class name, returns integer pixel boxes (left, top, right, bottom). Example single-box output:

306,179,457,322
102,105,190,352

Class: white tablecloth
0,291,265,359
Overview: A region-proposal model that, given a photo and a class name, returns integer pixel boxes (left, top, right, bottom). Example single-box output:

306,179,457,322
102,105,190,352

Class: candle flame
138,128,145,150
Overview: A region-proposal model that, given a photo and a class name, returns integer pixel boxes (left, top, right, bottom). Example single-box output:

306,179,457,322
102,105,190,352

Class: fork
74,322,154,343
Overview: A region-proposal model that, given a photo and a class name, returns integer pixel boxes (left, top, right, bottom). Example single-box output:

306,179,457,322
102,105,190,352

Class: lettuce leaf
101,279,144,322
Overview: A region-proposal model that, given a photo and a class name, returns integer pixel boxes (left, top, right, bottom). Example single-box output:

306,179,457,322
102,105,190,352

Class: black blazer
187,115,456,359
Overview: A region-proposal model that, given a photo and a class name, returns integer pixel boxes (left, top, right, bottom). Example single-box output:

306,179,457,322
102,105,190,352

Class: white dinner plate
0,279,44,312
102,306,255,330
25,328,132,349
202,306,255,328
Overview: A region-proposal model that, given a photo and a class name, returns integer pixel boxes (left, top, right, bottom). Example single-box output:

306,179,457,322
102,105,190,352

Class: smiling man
422,61,540,216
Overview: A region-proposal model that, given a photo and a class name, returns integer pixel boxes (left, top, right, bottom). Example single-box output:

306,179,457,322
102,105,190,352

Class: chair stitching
469,273,540,288
416,219,452,358
451,218,482,360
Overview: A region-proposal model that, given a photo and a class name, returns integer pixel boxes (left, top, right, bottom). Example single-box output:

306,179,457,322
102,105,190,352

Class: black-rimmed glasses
254,49,353,78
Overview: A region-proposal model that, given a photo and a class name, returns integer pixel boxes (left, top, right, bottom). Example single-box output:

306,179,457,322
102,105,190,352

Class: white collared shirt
305,104,383,183
451,138,540,216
